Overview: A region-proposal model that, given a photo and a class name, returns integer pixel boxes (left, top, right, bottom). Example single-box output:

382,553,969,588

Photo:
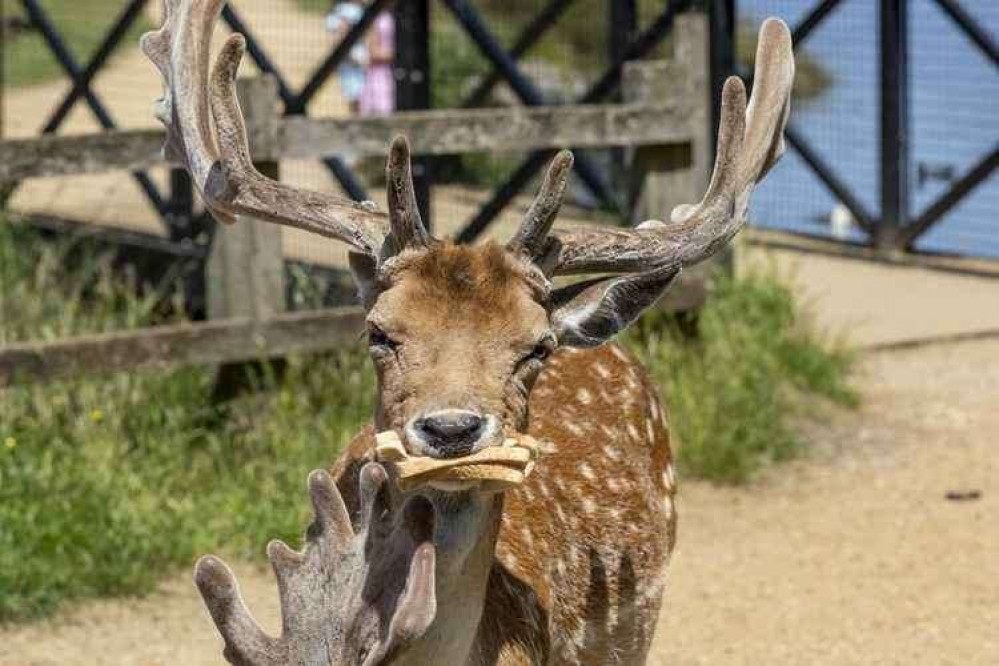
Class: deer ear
349,252,380,309
551,265,680,348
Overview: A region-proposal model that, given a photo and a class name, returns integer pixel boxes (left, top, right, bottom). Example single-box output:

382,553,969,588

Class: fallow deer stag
143,1,794,663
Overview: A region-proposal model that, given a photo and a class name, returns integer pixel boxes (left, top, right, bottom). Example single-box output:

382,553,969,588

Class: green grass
0,222,375,621
2,0,151,89
0,221,854,622
628,270,857,483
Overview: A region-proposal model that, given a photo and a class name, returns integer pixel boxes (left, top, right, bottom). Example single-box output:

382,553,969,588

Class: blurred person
325,0,368,115
358,7,395,116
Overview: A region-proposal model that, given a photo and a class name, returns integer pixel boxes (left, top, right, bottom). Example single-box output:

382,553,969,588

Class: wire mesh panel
424,0,610,242
252,0,635,271
909,0,998,257
3,0,691,313
224,0,371,273
741,0,879,245
2,0,171,238
742,0,999,259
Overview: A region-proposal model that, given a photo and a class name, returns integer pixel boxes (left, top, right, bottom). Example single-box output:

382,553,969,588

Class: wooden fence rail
0,13,713,386
0,101,689,185
0,308,365,387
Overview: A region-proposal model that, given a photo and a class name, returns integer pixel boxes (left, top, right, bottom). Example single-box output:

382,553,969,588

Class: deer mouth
375,431,540,493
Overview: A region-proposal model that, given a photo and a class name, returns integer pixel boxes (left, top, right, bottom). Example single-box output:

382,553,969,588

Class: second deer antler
141,0,391,254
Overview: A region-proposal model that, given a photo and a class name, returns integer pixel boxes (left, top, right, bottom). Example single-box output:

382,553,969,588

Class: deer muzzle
375,430,540,493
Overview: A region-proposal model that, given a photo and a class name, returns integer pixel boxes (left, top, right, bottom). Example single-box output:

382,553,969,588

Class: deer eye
368,325,399,351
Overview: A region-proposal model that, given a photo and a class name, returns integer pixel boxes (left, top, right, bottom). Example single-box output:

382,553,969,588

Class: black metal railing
721,0,998,256
1,0,693,246
5,0,991,268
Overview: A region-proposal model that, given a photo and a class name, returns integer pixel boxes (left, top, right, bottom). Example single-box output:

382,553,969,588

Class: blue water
741,0,998,258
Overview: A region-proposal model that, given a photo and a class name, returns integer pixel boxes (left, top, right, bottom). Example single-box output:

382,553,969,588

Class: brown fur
331,242,676,665
333,345,675,665
366,242,551,437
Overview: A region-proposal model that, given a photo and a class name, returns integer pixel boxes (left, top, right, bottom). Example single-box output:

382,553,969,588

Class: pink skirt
359,65,395,116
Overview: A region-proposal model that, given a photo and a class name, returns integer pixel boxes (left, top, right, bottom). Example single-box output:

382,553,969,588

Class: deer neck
394,489,503,666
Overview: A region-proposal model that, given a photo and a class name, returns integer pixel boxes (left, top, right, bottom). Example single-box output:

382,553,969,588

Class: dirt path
3,338,996,665
651,338,999,665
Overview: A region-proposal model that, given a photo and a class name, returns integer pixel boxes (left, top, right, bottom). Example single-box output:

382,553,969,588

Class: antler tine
265,469,356,628
508,150,574,258
362,494,437,664
266,470,355,580
544,18,794,276
195,555,279,663
387,137,435,252
737,18,793,194
195,464,436,665
307,468,355,543
664,75,748,258
141,0,390,256
359,461,391,531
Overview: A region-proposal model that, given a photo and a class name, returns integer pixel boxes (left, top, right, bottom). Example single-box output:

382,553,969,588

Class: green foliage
2,0,152,89
295,0,333,14
0,222,854,621
0,352,374,621
0,224,176,345
0,223,374,621
628,271,857,484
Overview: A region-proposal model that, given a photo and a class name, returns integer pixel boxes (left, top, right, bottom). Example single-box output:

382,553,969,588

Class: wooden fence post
624,11,710,226
207,75,285,398
207,75,284,322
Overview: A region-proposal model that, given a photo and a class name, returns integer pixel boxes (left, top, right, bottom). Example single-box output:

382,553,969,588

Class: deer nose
413,410,486,458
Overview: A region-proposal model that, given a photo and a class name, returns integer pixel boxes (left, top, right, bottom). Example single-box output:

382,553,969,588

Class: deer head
142,0,794,461
195,464,437,665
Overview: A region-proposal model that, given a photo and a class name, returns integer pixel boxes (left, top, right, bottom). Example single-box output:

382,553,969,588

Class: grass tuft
0,222,854,621
628,270,857,484
0,222,374,621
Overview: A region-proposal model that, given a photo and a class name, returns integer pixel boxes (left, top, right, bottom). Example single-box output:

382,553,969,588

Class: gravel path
2,340,996,665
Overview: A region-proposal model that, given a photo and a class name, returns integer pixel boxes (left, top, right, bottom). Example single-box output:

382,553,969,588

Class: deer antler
141,0,435,257
195,465,436,665
507,150,575,259
513,18,794,276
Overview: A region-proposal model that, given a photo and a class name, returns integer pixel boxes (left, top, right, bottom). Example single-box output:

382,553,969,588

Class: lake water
741,0,998,258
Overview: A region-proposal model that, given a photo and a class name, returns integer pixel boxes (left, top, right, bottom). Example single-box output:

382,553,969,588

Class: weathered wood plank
0,278,712,387
0,308,366,386
0,129,166,182
278,102,690,159
0,102,692,183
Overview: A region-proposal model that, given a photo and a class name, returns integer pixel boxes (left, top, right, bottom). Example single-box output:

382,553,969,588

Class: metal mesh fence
1,0,634,277
2,0,170,242
743,0,999,258
5,0,993,265
745,0,880,245
422,0,621,242
908,0,998,257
